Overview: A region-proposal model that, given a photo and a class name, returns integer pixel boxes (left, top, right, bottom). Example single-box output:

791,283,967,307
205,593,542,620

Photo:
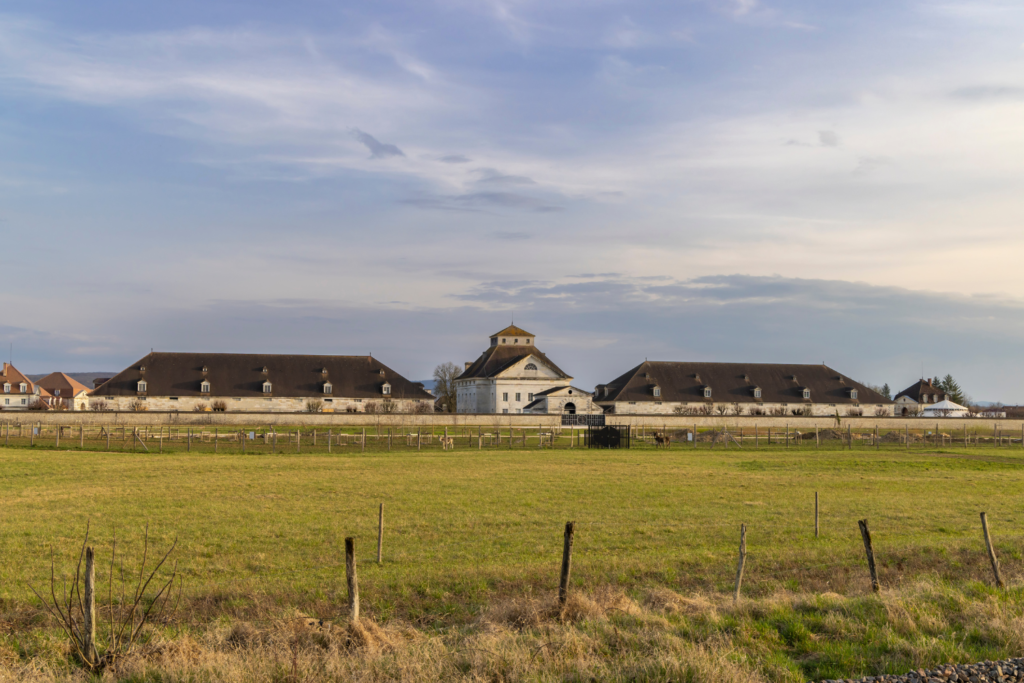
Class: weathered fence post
980,512,1004,588
377,503,384,564
755,424,758,448
734,523,747,603
106,428,110,451
345,537,359,622
361,428,365,452
80,425,84,449
56,425,60,448
215,427,218,453
693,423,697,449
815,492,819,538
816,425,819,447
858,519,880,592
558,521,575,607
83,547,97,665
418,427,421,450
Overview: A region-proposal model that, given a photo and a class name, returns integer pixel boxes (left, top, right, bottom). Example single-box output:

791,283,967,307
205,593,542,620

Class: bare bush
846,407,864,416
769,406,787,417
672,405,687,415
305,399,323,413
791,406,811,416
90,401,112,412
749,405,766,416
192,403,210,412
874,406,889,417
28,400,49,411
379,397,397,414
30,523,180,672
128,399,148,412
698,403,714,416
211,400,228,412
363,402,378,414
714,404,729,416
414,401,433,414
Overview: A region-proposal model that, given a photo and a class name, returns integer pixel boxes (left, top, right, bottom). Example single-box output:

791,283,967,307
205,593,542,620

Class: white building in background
455,325,599,415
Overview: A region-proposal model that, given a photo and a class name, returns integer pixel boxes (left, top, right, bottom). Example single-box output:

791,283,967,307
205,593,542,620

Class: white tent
921,399,970,418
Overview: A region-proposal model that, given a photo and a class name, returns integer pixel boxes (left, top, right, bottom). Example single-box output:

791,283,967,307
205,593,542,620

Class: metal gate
561,413,605,427
585,425,630,449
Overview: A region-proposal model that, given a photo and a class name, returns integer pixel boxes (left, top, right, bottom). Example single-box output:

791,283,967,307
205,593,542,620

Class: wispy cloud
351,129,405,158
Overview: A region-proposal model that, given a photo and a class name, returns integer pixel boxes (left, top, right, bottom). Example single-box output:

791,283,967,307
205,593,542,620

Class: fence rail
1,421,1021,454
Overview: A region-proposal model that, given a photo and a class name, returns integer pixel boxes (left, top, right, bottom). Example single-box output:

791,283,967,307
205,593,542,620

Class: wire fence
1,421,1022,454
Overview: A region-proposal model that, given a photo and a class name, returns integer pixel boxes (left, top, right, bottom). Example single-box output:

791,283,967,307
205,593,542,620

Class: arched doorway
901,406,908,416
563,402,576,415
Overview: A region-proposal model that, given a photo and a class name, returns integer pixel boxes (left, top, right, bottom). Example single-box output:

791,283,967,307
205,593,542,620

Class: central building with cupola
455,326,598,415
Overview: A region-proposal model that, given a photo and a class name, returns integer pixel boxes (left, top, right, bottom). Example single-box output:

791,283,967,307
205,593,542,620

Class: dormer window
323,382,333,395
322,368,329,376
653,385,661,397
514,338,519,344
137,380,147,393
802,388,811,399
263,380,272,394
524,363,537,371
753,387,762,399
850,389,859,400
200,381,211,394
2,383,8,393
20,383,27,393
502,338,507,344
262,366,269,374
54,389,61,396
201,365,208,374
525,339,530,344
139,366,146,373
703,387,712,398
382,382,391,395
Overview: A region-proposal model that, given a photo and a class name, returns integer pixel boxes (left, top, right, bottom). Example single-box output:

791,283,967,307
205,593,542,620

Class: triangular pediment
493,354,567,380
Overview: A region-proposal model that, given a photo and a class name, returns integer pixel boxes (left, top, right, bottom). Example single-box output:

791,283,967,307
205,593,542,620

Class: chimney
1,362,7,377
464,362,472,371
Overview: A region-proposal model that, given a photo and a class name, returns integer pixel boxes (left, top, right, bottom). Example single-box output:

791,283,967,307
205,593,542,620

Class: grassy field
1,443,1023,681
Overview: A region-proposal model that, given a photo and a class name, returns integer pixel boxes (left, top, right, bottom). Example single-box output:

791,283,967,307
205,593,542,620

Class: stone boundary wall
3,411,1023,431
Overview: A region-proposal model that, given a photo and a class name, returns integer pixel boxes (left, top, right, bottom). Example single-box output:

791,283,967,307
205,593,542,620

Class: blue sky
2,0,1024,401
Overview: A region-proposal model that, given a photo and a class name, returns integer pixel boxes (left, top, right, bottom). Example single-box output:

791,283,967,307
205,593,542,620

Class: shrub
211,400,227,412
379,398,397,414
127,399,148,412
749,405,766,416
769,406,787,416
90,401,112,412
414,401,433,414
363,402,378,414
874,406,889,417
305,399,323,413
846,407,864,416
27,400,49,411
192,403,210,412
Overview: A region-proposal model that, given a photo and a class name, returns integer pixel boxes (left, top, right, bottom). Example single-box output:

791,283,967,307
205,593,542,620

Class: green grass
1,444,1023,681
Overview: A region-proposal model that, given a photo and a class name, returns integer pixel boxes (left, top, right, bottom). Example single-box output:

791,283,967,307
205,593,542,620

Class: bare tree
433,362,461,413
305,399,323,413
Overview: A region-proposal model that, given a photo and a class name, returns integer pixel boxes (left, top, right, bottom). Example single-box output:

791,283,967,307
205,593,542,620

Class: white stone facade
602,401,894,417
90,395,432,413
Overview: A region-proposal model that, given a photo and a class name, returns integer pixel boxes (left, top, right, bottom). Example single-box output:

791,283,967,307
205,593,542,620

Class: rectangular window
503,392,508,401
169,397,178,401
528,393,533,401
515,392,521,402
502,409,508,414
22,398,27,405
4,398,8,405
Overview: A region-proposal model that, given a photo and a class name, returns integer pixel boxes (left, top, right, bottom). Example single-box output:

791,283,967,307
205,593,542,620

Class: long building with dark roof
595,361,893,416
91,352,434,413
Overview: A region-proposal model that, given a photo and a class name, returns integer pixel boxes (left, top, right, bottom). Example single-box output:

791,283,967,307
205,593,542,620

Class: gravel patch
818,658,1024,683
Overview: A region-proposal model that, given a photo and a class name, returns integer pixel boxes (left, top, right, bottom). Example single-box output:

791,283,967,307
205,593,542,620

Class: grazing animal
440,436,454,450
654,433,671,446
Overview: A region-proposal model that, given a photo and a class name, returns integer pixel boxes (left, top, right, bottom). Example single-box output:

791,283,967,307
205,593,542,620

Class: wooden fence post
815,492,819,538
215,427,218,453
83,547,97,665
361,428,365,452
816,425,819,447
558,521,575,607
55,425,60,448
858,519,880,592
734,523,747,603
693,423,697,449
377,503,384,564
80,425,84,449
980,512,1004,588
106,428,110,451
755,424,758,448
345,537,359,622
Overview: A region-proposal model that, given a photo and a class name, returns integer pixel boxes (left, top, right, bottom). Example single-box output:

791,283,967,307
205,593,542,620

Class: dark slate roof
90,352,433,400
596,361,891,405
456,345,570,381
894,379,947,402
